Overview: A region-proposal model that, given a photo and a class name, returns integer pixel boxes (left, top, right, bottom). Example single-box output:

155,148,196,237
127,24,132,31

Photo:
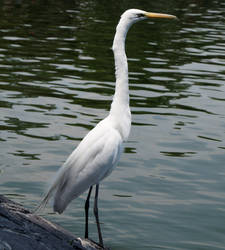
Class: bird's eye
136,13,145,18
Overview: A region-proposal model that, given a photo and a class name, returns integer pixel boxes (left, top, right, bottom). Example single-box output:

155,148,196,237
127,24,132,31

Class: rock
0,195,105,250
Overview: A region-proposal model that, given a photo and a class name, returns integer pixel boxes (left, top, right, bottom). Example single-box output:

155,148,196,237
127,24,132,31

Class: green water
1,0,225,249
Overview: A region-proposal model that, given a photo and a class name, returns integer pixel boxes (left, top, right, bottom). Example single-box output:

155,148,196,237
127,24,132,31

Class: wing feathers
36,117,123,214
53,127,122,213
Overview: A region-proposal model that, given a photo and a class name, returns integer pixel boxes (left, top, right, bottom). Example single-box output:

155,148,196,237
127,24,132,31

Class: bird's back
52,116,124,213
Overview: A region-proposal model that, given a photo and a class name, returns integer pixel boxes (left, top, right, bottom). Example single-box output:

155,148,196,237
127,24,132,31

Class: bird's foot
78,237,110,250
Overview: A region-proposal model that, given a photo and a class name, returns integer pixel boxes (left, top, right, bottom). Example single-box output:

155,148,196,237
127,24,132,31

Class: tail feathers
34,185,56,214
34,164,70,214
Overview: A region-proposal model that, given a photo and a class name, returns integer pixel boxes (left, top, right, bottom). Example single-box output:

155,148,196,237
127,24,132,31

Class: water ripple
0,1,225,250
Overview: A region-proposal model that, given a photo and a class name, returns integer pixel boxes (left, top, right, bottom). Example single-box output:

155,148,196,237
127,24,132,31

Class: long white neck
109,17,132,140
111,18,131,111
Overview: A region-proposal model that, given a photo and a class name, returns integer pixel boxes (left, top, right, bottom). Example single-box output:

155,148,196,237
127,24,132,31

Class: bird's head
113,9,177,51
121,9,177,25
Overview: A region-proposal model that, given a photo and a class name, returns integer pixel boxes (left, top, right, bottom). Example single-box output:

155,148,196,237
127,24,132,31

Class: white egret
36,9,176,247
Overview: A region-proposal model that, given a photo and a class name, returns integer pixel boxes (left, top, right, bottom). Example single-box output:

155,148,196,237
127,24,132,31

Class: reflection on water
1,0,225,249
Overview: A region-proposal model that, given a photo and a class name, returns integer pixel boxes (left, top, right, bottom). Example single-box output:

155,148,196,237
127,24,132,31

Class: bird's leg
85,185,93,239
93,184,104,247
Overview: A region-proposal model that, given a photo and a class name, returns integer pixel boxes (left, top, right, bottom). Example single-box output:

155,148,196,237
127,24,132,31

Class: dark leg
85,186,93,239
93,184,104,247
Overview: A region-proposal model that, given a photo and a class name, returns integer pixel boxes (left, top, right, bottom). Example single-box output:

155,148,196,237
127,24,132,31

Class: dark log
0,195,105,250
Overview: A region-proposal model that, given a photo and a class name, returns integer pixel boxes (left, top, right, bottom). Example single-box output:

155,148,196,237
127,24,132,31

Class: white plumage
36,9,176,247
54,117,124,213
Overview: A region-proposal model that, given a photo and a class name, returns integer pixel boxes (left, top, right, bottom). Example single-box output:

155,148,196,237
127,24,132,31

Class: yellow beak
145,12,177,20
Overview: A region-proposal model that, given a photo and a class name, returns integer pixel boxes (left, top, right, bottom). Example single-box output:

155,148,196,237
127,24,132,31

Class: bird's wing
52,119,123,213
